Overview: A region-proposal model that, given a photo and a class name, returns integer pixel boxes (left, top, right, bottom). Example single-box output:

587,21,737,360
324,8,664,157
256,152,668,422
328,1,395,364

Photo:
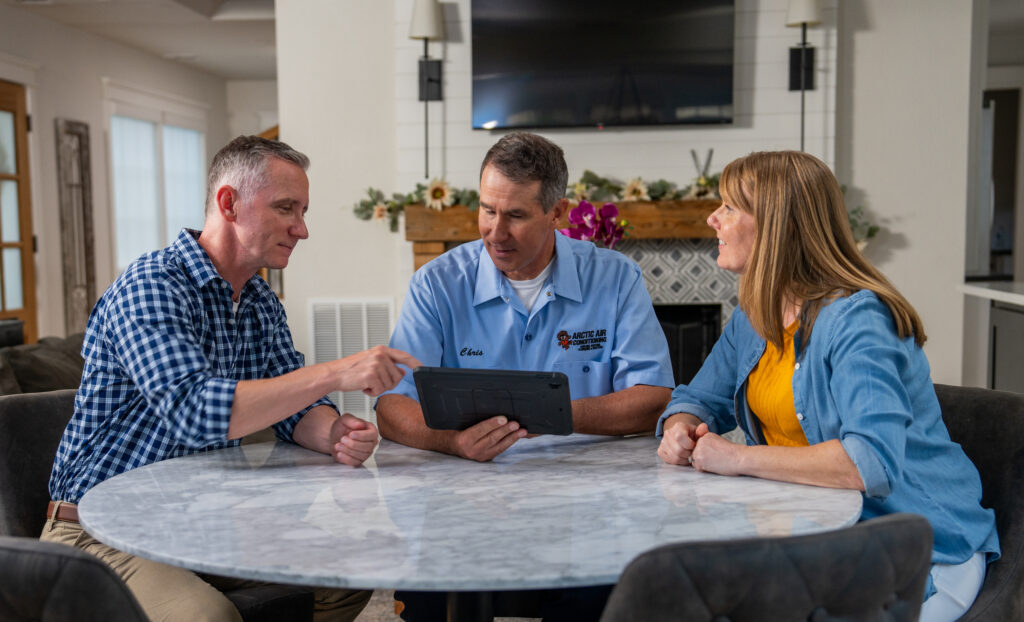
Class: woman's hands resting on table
658,413,743,475
657,411,866,490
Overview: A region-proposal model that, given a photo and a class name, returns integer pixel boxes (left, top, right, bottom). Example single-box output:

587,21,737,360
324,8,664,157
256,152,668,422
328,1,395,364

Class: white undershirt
507,261,553,313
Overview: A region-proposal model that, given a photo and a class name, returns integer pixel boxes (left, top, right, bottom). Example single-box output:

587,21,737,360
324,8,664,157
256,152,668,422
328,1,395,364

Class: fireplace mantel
404,199,719,269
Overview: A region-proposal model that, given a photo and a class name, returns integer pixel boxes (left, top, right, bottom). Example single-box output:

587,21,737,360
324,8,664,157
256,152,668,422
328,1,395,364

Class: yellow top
746,321,809,447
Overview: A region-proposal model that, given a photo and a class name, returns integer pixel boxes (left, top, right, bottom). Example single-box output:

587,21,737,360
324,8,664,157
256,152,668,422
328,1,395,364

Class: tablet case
413,367,573,435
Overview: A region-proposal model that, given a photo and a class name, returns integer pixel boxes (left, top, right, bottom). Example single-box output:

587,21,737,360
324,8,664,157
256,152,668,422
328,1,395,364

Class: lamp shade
410,0,445,40
786,0,821,27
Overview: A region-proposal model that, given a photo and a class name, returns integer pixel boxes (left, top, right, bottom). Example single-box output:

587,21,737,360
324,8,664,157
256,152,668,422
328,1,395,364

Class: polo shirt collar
472,232,583,306
550,232,583,303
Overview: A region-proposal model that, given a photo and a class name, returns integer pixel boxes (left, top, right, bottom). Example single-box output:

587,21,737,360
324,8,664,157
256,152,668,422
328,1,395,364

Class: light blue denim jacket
656,290,999,568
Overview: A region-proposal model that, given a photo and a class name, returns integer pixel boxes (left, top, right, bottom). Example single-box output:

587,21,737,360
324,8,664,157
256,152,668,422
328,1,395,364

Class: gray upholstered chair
934,383,1024,621
0,389,75,537
0,535,150,621
0,389,314,621
600,513,933,622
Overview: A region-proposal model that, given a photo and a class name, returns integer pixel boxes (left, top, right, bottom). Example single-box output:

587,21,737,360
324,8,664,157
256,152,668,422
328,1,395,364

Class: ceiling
4,0,1024,80
4,0,276,80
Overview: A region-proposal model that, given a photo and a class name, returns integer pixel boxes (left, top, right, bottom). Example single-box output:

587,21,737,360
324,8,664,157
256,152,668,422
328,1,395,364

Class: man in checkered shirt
42,135,419,622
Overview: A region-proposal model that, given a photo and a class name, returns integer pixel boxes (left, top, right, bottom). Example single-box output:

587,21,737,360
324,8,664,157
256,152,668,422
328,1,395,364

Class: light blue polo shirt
385,232,674,402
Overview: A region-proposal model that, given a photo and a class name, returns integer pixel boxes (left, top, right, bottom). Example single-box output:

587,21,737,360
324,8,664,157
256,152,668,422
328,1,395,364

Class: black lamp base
419,58,442,101
788,46,815,91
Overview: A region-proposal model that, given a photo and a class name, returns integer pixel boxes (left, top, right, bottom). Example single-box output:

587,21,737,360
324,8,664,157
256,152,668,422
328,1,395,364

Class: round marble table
79,434,862,593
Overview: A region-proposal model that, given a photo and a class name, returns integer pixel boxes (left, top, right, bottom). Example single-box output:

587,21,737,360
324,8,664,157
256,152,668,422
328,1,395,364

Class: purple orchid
560,200,599,241
560,200,628,249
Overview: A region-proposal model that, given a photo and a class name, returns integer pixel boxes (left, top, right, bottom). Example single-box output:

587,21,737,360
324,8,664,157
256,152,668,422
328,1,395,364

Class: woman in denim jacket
656,151,999,622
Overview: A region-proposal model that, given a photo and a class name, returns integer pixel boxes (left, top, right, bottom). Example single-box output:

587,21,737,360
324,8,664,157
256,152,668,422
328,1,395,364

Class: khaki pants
41,516,371,622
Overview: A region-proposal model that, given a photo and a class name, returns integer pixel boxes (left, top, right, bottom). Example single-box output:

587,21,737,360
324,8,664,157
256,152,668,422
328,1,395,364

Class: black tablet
413,366,573,435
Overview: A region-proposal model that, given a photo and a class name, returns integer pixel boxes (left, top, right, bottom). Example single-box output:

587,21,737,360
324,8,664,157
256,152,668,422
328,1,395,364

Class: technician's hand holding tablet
414,367,574,462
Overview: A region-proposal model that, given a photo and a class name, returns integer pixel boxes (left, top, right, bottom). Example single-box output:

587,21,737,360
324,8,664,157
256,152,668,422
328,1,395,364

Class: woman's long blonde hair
720,151,926,349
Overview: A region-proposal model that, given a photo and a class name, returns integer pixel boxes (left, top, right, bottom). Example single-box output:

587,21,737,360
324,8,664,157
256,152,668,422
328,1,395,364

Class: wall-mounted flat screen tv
471,0,735,130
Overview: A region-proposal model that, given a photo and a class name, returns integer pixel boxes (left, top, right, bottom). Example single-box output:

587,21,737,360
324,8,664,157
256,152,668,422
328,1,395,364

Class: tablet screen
413,366,573,435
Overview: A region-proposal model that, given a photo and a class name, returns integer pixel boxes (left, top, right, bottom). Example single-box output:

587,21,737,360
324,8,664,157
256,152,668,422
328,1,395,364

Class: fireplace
616,238,739,385
655,304,721,384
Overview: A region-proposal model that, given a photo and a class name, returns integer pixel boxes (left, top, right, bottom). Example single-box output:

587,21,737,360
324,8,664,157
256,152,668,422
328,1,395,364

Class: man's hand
657,412,704,466
330,346,422,397
450,416,527,462
329,413,380,466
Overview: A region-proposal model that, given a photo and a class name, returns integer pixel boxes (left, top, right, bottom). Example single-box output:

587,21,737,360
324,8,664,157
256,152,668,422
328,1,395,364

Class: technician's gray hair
479,132,567,212
205,135,309,213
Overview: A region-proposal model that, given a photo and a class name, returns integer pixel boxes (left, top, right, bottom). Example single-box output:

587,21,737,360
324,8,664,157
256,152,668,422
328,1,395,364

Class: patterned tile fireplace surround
617,238,739,327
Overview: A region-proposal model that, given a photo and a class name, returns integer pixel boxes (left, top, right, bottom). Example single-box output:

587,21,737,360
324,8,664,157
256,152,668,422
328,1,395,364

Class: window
0,79,37,342
104,79,207,272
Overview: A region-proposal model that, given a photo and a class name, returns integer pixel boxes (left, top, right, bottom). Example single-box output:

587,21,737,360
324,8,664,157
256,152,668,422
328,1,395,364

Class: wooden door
0,80,38,342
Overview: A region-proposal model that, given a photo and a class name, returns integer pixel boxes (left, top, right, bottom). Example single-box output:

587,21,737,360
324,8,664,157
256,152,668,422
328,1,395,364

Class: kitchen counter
959,281,1024,307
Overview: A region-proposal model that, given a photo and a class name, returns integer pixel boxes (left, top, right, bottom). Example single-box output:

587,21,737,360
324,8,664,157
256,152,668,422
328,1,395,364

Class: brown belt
47,500,79,523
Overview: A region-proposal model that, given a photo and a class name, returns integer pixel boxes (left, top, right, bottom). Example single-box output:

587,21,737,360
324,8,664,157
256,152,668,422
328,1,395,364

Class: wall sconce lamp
409,0,445,179
786,0,821,152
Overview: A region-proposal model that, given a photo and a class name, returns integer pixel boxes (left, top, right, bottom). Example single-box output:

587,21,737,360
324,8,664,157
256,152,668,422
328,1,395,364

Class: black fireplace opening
655,304,721,385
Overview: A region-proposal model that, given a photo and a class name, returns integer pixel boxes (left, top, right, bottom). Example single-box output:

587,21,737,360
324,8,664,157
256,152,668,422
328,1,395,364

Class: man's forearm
571,385,672,435
291,404,340,454
376,394,459,454
227,364,335,439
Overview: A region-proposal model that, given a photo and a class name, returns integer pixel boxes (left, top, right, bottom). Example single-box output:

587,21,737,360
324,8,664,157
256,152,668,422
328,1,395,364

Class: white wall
276,1,399,356
834,0,985,385
278,0,839,355
0,4,228,338
226,80,279,138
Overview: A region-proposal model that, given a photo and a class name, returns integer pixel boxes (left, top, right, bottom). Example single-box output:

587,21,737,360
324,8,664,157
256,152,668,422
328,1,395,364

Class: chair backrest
0,535,149,622
600,513,932,622
933,383,1024,621
0,389,76,537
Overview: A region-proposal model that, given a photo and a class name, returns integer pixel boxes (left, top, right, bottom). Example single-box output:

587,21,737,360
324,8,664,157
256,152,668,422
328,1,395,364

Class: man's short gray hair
479,132,568,212
205,135,310,213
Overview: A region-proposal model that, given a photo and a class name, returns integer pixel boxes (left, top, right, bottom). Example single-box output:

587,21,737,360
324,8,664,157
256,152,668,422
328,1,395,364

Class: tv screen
471,0,735,130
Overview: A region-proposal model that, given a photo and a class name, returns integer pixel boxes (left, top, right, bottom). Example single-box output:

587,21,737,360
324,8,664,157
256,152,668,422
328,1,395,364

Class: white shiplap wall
392,0,837,196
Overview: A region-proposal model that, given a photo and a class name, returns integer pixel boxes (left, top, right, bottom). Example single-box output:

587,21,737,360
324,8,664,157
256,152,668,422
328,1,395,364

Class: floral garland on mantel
353,179,480,232
352,171,718,233
351,171,881,246
568,169,720,203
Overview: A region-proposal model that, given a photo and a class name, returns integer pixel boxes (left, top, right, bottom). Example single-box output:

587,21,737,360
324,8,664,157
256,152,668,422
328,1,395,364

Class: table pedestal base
446,592,492,622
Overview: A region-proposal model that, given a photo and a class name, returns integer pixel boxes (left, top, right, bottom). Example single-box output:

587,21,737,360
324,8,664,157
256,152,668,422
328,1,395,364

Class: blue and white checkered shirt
49,229,334,504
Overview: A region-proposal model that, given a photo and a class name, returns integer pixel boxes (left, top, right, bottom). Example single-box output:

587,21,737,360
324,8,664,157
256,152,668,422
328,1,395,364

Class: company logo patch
555,328,607,352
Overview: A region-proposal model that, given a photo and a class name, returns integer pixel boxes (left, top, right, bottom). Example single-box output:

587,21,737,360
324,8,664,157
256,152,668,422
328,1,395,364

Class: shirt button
503,297,510,302
525,334,533,341
583,365,590,373
796,413,804,421
794,362,801,371
546,291,552,297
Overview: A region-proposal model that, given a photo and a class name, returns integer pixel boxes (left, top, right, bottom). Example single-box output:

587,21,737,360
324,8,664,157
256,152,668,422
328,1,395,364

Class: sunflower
425,178,455,211
571,181,590,200
621,178,650,202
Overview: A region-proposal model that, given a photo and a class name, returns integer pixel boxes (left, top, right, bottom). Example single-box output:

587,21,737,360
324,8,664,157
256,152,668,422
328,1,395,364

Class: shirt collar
472,232,583,306
172,229,223,290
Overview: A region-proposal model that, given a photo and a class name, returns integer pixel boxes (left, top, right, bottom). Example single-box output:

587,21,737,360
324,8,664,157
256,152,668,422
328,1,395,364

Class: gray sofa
0,333,85,396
